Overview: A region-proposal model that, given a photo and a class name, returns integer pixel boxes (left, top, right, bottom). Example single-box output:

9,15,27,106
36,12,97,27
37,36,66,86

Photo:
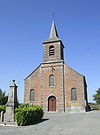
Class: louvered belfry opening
49,45,54,56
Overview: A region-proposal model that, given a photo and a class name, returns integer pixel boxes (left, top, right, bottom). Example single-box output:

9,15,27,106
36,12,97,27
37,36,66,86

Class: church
24,21,88,112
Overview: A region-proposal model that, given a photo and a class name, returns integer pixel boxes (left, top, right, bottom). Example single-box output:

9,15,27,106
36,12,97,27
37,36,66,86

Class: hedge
0,105,6,113
14,104,44,126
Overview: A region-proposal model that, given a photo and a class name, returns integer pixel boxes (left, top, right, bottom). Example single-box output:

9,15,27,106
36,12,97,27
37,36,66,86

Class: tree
0,89,8,105
0,89,3,98
93,88,100,104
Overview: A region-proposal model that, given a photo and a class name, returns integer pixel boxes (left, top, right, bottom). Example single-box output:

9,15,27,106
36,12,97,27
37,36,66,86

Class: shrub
0,89,8,105
88,102,100,110
0,105,6,113
14,104,44,126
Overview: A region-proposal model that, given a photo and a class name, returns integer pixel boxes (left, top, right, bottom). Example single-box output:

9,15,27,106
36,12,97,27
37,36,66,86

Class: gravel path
0,111,100,135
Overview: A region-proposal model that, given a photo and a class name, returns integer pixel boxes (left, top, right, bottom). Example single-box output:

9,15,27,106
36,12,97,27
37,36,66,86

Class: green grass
92,108,100,111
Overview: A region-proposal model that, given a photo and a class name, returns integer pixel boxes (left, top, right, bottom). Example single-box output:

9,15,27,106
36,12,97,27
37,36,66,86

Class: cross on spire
52,11,55,21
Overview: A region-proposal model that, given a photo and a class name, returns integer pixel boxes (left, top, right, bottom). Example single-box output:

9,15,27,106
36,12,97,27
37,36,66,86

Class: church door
48,96,56,111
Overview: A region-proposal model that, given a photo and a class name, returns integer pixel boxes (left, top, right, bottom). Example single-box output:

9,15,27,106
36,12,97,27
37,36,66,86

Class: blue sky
0,0,100,103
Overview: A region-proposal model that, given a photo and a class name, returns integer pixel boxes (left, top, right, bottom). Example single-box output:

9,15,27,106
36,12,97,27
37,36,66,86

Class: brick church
24,21,88,112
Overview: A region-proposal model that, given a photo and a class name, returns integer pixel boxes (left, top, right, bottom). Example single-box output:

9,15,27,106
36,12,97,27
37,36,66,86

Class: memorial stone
4,80,18,122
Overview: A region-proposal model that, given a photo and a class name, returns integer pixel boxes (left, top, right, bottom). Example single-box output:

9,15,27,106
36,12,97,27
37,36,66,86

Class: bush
93,88,100,104
0,89,8,105
0,105,6,113
88,102,100,110
14,104,44,126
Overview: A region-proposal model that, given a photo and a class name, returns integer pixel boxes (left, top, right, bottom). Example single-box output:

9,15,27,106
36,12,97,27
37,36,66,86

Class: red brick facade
24,21,88,112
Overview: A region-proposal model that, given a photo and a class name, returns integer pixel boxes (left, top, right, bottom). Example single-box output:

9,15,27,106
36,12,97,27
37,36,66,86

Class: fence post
1,111,4,122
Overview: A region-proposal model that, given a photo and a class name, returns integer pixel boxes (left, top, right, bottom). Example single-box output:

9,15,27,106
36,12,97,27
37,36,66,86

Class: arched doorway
48,96,56,111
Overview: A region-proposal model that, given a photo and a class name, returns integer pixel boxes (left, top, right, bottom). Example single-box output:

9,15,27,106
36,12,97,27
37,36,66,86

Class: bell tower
42,21,64,63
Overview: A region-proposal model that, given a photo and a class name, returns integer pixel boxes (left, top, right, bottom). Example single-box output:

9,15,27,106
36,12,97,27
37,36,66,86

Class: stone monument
4,80,18,123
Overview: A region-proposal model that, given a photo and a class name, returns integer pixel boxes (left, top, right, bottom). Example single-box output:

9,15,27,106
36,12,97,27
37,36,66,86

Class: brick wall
24,62,87,112
24,65,41,105
64,64,86,112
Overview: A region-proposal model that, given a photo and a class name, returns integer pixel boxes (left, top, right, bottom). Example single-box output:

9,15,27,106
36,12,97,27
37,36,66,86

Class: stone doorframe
46,93,58,112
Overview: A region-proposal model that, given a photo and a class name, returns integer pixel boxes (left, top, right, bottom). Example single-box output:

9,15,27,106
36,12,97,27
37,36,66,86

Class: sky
0,0,100,103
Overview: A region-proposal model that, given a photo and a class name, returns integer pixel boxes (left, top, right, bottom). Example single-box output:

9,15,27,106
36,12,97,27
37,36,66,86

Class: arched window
49,45,54,56
30,89,35,101
49,74,54,86
71,88,77,101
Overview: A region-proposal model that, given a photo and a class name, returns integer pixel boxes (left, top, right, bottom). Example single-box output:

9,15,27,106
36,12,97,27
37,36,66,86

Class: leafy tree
93,88,100,104
0,89,8,105
0,89,2,98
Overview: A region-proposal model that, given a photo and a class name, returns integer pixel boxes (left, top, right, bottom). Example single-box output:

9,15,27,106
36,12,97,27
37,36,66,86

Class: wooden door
48,96,56,111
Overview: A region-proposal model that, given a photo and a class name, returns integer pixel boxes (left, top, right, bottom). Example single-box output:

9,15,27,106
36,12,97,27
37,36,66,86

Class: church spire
42,20,64,62
43,20,60,43
49,20,59,39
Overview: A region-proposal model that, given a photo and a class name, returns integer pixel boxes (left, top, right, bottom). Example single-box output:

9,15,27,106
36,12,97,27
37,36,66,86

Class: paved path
0,111,100,135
